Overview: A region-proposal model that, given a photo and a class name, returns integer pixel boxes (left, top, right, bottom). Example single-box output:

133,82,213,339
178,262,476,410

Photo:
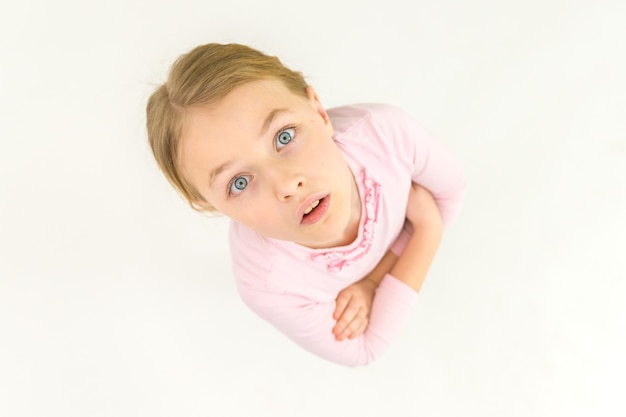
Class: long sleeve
236,270,418,367
368,103,467,230
369,104,466,256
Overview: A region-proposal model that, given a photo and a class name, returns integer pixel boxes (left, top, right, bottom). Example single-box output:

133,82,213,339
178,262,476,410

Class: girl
146,43,466,367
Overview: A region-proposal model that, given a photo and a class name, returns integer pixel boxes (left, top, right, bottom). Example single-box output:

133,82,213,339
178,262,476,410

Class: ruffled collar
309,169,381,272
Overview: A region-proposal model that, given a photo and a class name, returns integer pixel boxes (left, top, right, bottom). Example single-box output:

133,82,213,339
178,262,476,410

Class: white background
1,0,625,416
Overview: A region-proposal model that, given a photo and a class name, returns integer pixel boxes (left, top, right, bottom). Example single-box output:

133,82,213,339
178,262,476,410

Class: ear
306,86,333,129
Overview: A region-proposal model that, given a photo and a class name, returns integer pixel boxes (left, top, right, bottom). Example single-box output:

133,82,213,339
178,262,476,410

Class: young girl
146,43,466,367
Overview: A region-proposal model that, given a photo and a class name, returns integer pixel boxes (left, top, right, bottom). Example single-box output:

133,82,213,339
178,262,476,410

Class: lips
298,194,330,225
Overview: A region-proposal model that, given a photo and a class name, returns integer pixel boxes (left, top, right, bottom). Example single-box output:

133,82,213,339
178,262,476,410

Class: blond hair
146,43,309,212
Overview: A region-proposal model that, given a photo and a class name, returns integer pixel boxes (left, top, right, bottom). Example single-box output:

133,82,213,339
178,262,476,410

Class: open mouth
301,196,329,225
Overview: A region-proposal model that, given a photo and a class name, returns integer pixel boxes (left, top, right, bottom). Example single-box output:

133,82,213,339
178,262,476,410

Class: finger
333,293,351,320
333,304,360,337
336,307,366,340
343,310,368,339
348,319,369,339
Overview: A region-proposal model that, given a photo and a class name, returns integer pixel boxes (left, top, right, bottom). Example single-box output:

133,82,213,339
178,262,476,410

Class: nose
268,166,305,201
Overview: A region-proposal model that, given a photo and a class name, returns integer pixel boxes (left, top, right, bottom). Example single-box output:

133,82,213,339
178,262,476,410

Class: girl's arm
389,183,442,292
331,184,441,340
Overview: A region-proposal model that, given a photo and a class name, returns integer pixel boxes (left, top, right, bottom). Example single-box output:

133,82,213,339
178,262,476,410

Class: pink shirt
229,104,466,366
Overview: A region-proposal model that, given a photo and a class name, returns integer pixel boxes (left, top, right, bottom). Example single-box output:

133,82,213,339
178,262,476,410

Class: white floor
1,1,624,416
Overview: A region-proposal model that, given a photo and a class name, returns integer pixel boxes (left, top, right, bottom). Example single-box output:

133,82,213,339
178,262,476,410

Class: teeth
303,199,320,215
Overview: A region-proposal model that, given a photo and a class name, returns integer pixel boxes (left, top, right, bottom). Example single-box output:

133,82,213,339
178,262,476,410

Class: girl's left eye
275,127,295,149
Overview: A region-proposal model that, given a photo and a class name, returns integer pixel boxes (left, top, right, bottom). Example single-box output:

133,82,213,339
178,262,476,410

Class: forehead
177,79,309,180
183,79,304,138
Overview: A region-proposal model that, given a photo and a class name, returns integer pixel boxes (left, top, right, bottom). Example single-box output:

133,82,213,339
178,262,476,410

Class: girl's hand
332,277,378,341
332,250,397,341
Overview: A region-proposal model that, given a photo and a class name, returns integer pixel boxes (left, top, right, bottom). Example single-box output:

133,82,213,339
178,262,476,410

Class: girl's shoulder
327,103,418,139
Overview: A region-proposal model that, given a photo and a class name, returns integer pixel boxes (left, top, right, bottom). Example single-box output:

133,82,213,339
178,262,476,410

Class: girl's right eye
228,175,251,196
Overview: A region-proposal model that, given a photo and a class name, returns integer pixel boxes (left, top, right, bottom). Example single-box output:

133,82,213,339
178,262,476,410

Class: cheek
317,137,342,165
201,189,236,215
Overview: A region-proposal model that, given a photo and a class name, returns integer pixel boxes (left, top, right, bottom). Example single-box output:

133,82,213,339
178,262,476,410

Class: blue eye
276,127,295,149
229,175,251,195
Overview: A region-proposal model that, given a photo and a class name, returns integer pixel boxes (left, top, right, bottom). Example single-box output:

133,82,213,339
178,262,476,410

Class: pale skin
178,79,443,342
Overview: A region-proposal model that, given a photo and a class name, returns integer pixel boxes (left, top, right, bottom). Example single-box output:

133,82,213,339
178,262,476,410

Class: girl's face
179,79,361,249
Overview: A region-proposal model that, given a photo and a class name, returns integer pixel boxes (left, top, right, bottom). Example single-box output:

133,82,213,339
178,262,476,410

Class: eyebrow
208,161,232,190
260,108,288,136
